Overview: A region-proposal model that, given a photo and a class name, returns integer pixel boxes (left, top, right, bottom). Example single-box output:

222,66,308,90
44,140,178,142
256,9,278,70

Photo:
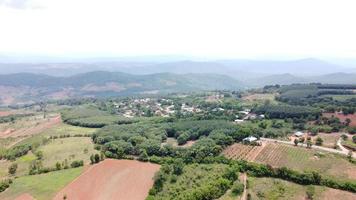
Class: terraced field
222,143,265,161
254,143,356,181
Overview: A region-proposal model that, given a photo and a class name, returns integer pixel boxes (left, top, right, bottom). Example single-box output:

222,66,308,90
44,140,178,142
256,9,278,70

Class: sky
0,0,356,59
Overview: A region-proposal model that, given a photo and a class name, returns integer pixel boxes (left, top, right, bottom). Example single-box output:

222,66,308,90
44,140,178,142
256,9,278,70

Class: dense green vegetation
254,104,320,119
148,163,239,200
61,106,138,128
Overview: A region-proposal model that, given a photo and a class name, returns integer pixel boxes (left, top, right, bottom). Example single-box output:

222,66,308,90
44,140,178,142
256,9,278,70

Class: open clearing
38,137,98,167
53,159,160,200
323,112,356,127
248,177,356,200
0,167,84,200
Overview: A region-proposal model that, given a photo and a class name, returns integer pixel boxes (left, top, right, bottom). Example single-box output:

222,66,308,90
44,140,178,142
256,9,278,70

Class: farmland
247,177,356,200
222,143,265,161
54,159,160,200
0,86,355,200
0,167,84,200
254,143,356,181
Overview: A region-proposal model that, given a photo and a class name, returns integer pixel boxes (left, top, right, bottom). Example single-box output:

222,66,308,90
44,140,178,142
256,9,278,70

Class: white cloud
0,0,355,58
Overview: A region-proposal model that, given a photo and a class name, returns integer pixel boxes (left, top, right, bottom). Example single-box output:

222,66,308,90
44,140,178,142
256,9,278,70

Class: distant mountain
218,58,352,75
1,58,355,77
310,73,356,84
0,71,244,105
245,72,356,87
245,73,309,87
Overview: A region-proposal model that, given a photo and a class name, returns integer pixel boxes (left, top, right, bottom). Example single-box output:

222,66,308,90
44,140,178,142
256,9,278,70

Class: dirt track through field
53,159,160,200
0,115,61,139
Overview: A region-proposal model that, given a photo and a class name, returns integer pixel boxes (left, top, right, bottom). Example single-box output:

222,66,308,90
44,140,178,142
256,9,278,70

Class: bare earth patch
53,159,160,200
323,112,356,127
0,111,12,117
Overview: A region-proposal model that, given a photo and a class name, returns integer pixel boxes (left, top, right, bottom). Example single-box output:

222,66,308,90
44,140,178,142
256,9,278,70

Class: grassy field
0,167,84,200
0,153,37,179
38,137,98,167
342,139,356,149
322,94,356,101
254,143,356,181
247,177,356,200
12,123,97,149
33,123,97,137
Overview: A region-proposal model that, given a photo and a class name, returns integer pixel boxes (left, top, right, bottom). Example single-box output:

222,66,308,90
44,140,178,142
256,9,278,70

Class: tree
94,154,100,163
341,134,348,140
8,163,18,175
315,137,323,146
231,182,244,195
90,154,95,164
299,137,305,143
35,151,43,160
172,159,184,175
345,118,351,126
306,138,313,148
294,138,299,146
138,150,149,161
352,135,356,143
56,162,62,170
306,185,315,200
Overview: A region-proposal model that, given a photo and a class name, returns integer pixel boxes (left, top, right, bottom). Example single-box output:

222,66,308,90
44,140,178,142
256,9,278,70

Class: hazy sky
0,0,356,59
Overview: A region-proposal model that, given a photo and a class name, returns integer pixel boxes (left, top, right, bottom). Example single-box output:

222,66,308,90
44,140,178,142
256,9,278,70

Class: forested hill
0,71,244,105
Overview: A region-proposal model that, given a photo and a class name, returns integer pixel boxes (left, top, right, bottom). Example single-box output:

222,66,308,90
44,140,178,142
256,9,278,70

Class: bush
0,179,12,193
231,182,244,195
8,163,18,175
70,160,84,168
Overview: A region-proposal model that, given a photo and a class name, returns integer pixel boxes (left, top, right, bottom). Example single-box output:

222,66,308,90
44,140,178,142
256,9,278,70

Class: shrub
70,160,84,168
231,182,244,195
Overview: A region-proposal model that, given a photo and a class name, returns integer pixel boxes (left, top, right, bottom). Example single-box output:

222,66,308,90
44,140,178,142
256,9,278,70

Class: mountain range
0,71,243,105
0,57,356,105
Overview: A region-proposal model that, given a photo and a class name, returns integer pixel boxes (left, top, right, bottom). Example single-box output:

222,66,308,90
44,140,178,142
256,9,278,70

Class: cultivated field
247,177,356,200
0,114,61,148
223,142,356,181
222,143,265,161
0,167,84,200
53,159,160,200
254,143,356,181
323,113,356,127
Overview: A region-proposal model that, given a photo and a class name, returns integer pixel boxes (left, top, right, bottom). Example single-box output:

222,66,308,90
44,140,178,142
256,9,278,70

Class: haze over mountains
0,56,356,105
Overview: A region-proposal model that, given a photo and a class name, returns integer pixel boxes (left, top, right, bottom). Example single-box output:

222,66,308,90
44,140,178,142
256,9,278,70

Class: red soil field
0,111,12,117
323,113,356,127
53,159,160,200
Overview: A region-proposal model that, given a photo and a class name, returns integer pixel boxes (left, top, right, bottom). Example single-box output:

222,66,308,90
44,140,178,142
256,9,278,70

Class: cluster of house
234,109,265,124
113,98,205,118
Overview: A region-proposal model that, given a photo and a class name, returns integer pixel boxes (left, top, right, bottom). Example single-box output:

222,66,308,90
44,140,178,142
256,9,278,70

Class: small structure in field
294,131,304,137
234,119,244,124
243,136,258,144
